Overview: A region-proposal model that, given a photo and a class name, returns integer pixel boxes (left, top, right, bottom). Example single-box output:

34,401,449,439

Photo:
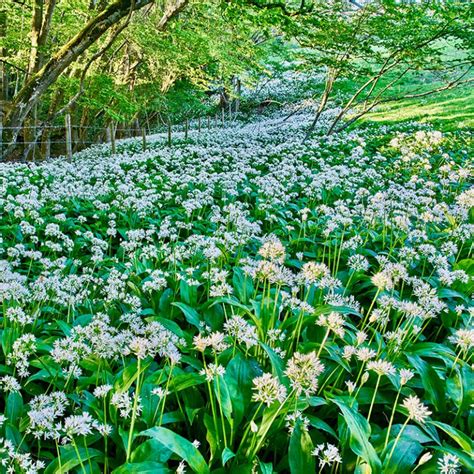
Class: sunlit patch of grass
362,84,474,131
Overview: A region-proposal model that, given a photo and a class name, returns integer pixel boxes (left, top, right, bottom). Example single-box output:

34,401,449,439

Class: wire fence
0,108,241,162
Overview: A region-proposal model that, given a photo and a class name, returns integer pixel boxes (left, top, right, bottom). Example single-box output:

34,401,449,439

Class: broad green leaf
259,342,284,381
259,461,274,474
430,421,473,453
172,302,201,329
131,439,172,463
222,447,235,466
307,415,337,438
406,354,446,413
44,446,102,474
170,372,205,392
233,267,253,303
204,413,219,460
6,391,23,422
214,375,233,423
446,364,473,412
141,427,210,474
224,355,258,426
333,397,382,474
179,279,198,306
383,438,423,474
112,462,170,474
289,421,315,474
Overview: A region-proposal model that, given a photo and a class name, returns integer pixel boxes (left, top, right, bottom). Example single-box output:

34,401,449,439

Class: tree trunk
2,0,188,160
28,1,44,77
0,9,7,158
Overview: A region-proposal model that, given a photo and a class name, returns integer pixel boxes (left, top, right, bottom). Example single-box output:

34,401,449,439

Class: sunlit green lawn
363,85,474,130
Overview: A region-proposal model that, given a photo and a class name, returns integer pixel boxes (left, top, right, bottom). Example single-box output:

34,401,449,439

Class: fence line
0,109,241,160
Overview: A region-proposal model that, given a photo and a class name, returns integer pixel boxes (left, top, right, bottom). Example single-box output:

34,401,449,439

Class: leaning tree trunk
0,9,7,158
2,0,188,160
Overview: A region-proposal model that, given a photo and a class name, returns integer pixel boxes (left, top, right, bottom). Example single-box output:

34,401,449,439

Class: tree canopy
0,0,472,159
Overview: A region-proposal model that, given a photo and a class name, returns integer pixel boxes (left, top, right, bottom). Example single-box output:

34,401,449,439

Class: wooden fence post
184,118,188,140
167,119,172,146
141,127,147,151
111,123,116,154
198,116,201,133
44,133,51,160
65,113,72,162
207,115,210,129
221,107,225,126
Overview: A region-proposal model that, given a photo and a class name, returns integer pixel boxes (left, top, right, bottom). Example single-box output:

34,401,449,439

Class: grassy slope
330,41,474,132
362,83,474,131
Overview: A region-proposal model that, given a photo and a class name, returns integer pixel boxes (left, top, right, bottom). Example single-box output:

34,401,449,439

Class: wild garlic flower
151,387,170,399
342,345,356,360
316,311,345,338
111,391,141,419
356,347,377,362
371,271,393,291
0,376,21,392
437,453,460,474
402,395,432,423
345,380,356,394
200,363,226,382
93,384,113,398
27,391,68,440
252,373,287,406
300,261,330,285
193,332,229,353
399,369,415,385
356,331,368,346
284,351,324,397
312,443,342,468
63,412,95,438
176,460,187,474
5,307,34,326
224,316,258,348
448,328,474,352
285,411,309,434
258,236,286,263
348,254,369,272
366,359,396,376
7,333,36,377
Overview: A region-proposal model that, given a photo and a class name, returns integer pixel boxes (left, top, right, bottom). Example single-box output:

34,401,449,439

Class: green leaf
233,267,253,303
307,415,337,438
222,447,235,466
430,421,474,453
6,391,23,422
179,279,198,306
258,461,274,474
172,302,201,329
259,342,284,381
141,427,210,474
170,372,205,392
214,375,233,423
112,462,170,474
44,446,102,474
131,439,172,463
383,438,423,474
333,397,382,474
224,355,258,426
289,421,315,474
406,354,446,413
